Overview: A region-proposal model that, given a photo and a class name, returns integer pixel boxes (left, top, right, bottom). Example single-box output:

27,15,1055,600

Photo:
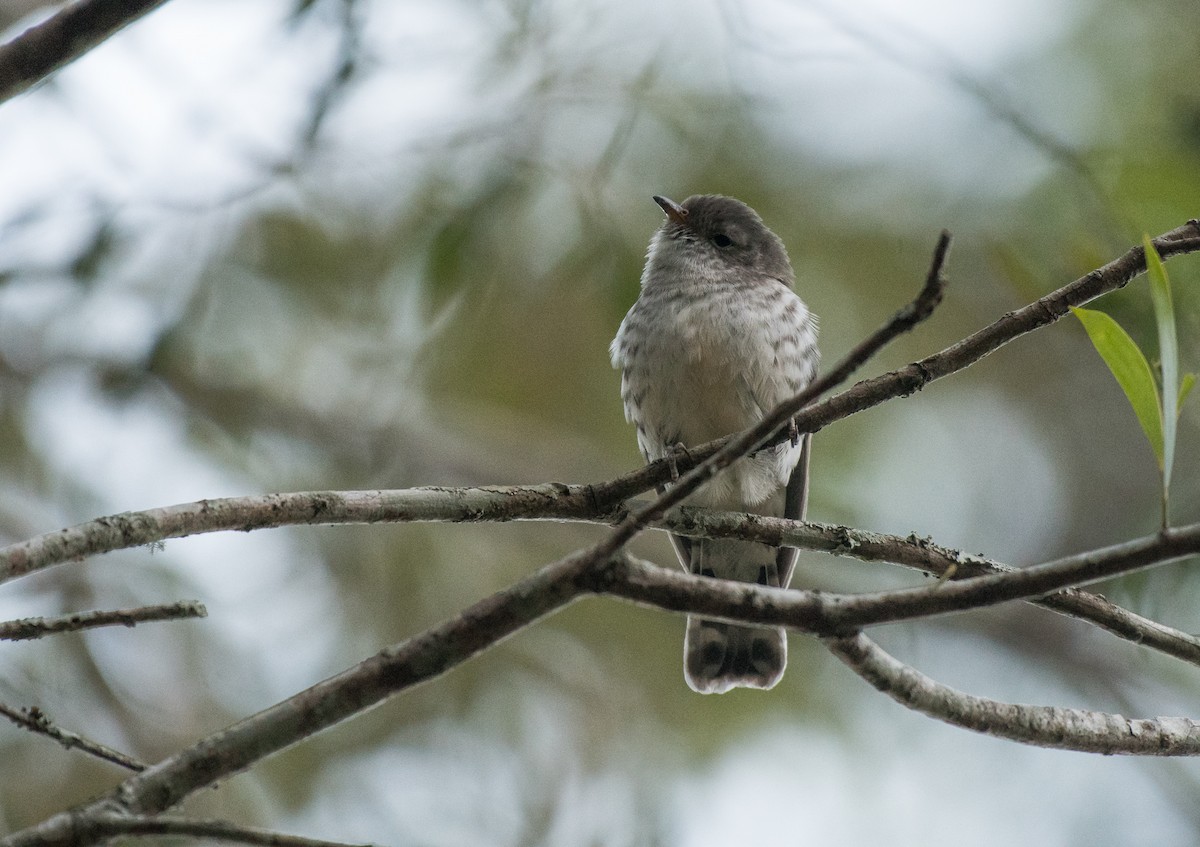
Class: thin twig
0,701,145,771
825,631,1200,755
0,601,207,641
92,815,373,847
0,0,173,105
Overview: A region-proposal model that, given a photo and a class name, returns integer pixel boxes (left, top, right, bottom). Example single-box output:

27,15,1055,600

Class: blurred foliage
1,0,1200,843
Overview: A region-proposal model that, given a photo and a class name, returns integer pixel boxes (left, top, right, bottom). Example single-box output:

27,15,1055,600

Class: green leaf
1144,235,1179,490
1071,306,1164,464
1179,372,1197,414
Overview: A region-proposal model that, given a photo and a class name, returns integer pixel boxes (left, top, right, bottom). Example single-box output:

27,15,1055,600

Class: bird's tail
685,617,787,694
673,435,807,694
683,536,787,694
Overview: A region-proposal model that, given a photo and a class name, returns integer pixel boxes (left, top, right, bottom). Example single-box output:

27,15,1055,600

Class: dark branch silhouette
0,0,173,104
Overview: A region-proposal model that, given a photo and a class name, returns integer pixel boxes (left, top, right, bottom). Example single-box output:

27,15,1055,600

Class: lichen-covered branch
0,485,626,585
825,631,1200,755
0,601,207,640
681,508,1200,666
602,525,1200,636
0,702,145,771
7,488,1196,668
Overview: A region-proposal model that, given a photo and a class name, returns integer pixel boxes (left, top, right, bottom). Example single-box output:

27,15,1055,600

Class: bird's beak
653,195,688,227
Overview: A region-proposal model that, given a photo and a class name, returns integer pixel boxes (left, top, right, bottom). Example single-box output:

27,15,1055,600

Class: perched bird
610,195,819,694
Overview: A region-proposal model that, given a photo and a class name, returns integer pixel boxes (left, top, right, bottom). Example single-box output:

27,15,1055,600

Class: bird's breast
612,280,816,506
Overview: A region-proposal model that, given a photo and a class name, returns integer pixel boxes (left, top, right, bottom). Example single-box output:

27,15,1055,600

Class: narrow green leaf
1071,306,1164,464
1179,372,1197,413
1143,235,1179,491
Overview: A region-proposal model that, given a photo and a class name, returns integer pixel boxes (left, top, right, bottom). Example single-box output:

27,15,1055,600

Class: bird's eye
711,233,734,248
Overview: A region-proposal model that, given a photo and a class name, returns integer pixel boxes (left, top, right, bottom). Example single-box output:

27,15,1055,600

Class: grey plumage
610,194,819,694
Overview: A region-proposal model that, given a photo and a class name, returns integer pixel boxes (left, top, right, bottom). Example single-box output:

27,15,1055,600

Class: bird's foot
666,442,694,481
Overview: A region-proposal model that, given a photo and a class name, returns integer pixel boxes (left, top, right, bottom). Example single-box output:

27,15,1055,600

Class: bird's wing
658,484,695,572
776,432,811,587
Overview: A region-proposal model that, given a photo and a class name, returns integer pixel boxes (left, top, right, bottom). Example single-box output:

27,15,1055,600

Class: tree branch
0,0,173,105
121,552,593,819
0,600,207,640
6,523,1200,846
666,509,1200,667
0,485,624,585
0,701,145,771
6,487,1197,667
603,523,1200,635
0,553,597,847
825,631,1200,755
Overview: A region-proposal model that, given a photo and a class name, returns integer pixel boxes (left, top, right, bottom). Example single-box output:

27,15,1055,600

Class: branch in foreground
605,522,1200,635
4,484,1198,670
0,600,207,640
100,551,591,821
7,518,1200,846
825,631,1200,755
664,509,1200,665
0,701,145,771
0,485,627,585
0,547,598,847
0,0,172,104
72,511,1200,805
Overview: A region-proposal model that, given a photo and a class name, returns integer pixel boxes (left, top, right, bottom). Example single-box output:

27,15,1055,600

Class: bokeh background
2,0,1199,843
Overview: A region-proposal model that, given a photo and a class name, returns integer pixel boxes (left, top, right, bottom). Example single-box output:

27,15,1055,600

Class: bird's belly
649,352,757,446
630,331,797,508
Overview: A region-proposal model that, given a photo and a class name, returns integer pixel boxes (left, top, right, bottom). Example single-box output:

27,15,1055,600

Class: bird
610,194,819,694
